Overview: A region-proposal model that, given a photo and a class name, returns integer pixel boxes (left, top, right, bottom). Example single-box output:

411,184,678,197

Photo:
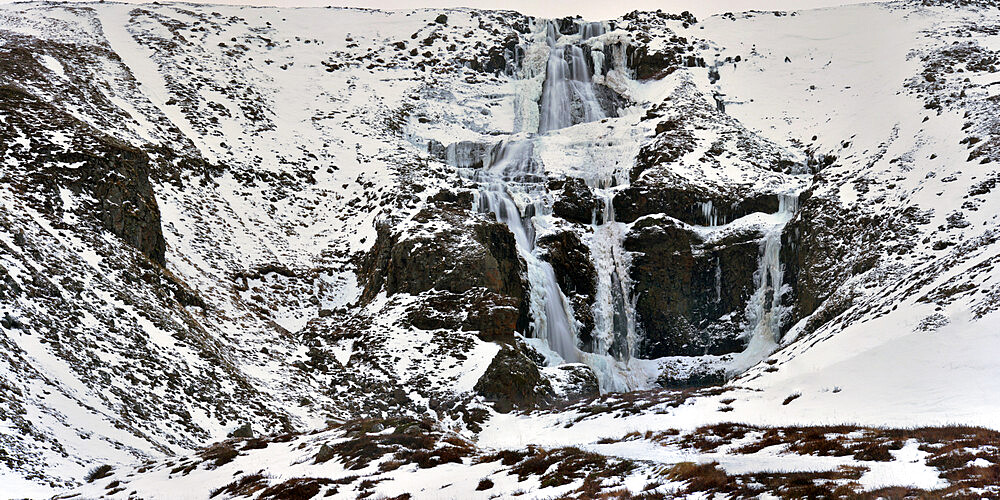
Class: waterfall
538,45,606,134
446,20,653,391
578,21,606,41
731,193,800,373
466,139,581,363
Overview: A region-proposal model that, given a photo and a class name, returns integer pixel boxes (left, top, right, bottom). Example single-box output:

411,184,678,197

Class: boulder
474,344,554,413
552,178,599,224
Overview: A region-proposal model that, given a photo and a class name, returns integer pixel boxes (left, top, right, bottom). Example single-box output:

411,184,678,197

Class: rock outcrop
0,85,166,265
473,343,553,413
624,216,762,358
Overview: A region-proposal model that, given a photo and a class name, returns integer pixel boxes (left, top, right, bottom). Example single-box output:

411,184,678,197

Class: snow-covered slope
1,0,999,498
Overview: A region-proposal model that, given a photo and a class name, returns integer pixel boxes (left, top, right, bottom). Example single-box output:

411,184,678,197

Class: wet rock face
614,184,781,226
594,84,626,119
0,86,166,265
443,140,493,169
624,217,760,358
538,231,598,350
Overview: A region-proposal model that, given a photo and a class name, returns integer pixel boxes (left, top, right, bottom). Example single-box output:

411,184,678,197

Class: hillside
0,0,999,498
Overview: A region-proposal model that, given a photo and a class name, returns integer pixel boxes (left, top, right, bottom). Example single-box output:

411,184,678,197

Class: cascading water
730,193,800,373
448,19,653,391
538,34,606,134
579,21,606,41
462,139,581,363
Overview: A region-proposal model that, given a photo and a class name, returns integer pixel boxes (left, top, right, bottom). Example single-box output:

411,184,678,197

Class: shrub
257,477,334,500
84,464,112,482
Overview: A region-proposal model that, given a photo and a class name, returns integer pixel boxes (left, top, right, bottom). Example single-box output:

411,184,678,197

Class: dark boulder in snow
474,344,553,413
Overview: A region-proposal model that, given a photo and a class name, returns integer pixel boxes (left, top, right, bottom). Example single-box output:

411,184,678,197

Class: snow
859,440,948,491
2,0,1000,497
36,53,65,78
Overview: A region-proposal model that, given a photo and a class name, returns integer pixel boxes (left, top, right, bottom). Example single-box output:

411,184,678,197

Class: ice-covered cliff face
2,1,1000,497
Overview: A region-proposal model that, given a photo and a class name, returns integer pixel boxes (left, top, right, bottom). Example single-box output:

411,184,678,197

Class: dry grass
209,473,268,498
257,477,334,500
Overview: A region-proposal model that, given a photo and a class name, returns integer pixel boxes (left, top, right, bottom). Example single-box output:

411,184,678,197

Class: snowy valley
1,0,999,498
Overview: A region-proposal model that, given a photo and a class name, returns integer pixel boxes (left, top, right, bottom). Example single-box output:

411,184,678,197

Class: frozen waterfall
730,193,800,373
586,180,637,364
465,140,581,363
538,45,605,134
447,19,657,391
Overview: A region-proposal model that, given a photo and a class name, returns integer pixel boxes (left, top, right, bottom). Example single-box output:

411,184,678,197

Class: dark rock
552,178,599,224
483,34,520,76
628,119,696,182
779,189,913,338
1,313,23,330
358,206,530,337
614,183,781,226
229,423,253,438
594,84,627,119
0,86,166,265
407,288,523,342
628,45,683,80
538,231,597,299
555,17,580,35
657,363,726,388
429,188,474,208
625,216,762,357
434,14,448,24
553,364,600,400
359,211,525,301
314,443,335,464
427,139,447,159
474,344,553,413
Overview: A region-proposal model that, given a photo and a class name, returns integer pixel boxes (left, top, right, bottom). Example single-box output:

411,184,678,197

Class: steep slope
0,0,999,498
0,3,540,495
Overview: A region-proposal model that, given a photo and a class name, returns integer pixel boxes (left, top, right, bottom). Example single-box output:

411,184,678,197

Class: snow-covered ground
1,0,1000,497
